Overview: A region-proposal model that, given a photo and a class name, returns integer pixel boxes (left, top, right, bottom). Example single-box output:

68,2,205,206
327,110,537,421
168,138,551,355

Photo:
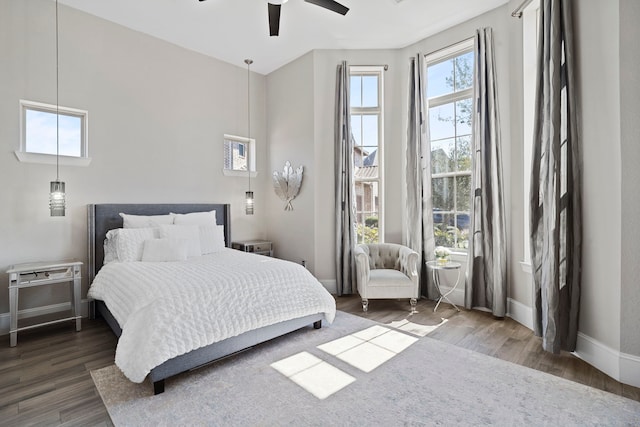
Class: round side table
426,260,462,312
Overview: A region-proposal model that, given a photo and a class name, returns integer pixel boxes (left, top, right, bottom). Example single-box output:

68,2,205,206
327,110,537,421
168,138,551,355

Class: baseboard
620,351,640,388
0,300,91,336
574,332,640,388
574,332,620,381
506,297,533,330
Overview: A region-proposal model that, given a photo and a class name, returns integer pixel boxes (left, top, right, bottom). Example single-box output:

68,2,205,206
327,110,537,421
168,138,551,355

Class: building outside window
350,66,384,244
223,134,254,175
426,40,474,249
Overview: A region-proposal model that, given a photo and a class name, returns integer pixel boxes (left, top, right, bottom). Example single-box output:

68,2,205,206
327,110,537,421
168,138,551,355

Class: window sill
15,151,92,167
222,169,258,178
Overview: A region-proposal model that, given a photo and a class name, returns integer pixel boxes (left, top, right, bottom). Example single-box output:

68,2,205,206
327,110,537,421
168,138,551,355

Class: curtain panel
405,54,437,300
465,27,508,317
529,0,582,353
335,61,356,296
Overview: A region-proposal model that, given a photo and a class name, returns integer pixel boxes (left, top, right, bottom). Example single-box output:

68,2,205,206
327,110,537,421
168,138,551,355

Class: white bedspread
87,249,336,383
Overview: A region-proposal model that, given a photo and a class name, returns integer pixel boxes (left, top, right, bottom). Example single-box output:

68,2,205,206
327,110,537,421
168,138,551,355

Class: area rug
92,311,640,426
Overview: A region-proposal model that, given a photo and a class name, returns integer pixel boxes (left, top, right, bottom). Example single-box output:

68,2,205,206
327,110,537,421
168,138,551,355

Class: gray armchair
354,243,420,313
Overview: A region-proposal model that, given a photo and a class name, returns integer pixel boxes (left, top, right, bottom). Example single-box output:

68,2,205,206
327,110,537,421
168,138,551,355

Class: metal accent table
7,260,82,347
426,260,462,313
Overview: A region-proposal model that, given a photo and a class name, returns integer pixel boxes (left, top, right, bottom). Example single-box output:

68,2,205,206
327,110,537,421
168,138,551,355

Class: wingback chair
354,243,420,313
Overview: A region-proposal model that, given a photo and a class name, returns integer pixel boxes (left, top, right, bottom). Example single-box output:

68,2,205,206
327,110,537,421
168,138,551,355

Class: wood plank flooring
1,296,638,426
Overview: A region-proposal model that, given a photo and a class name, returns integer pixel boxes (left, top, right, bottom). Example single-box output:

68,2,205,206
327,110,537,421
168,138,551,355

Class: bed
87,203,336,394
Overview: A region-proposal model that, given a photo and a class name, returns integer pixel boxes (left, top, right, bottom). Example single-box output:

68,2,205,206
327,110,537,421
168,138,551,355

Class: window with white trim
350,66,384,244
17,99,90,166
223,134,255,177
426,39,474,249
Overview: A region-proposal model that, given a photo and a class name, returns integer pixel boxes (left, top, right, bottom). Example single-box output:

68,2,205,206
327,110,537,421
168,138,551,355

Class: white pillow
159,225,201,257
103,233,119,264
141,239,188,262
104,227,158,262
172,210,216,226
120,213,175,229
200,224,226,254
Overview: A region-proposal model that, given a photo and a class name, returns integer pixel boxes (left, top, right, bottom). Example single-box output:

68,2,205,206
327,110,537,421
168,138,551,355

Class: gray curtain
530,0,582,353
335,61,356,296
465,27,507,317
405,54,437,300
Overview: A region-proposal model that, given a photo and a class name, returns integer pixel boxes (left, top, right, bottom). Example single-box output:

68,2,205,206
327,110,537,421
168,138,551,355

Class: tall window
350,66,384,244
426,40,474,249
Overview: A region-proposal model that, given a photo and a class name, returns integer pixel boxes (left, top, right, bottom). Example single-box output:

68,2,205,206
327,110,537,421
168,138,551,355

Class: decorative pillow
172,210,216,226
159,225,201,257
103,233,119,264
119,213,175,229
200,224,226,254
104,227,158,262
141,238,188,262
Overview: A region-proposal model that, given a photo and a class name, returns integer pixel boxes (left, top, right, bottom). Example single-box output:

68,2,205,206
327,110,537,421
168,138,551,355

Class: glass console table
7,260,82,347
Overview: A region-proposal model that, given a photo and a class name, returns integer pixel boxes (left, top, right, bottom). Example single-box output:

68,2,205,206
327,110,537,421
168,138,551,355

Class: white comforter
87,249,336,383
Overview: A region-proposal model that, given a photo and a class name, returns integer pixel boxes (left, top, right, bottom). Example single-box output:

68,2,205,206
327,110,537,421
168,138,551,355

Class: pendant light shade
245,191,254,215
244,58,254,215
50,180,65,216
50,0,65,217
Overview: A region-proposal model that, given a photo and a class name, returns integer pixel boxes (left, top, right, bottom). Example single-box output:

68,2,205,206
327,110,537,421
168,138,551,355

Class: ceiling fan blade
304,0,349,15
268,3,281,37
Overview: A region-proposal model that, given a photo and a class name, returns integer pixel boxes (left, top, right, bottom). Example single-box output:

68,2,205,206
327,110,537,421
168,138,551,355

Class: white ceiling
58,0,509,75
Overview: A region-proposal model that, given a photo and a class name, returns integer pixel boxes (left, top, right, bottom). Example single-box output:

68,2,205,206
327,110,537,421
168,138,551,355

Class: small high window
223,134,255,177
17,100,90,166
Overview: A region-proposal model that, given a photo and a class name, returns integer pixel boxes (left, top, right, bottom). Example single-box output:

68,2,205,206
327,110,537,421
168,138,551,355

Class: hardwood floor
1,297,638,426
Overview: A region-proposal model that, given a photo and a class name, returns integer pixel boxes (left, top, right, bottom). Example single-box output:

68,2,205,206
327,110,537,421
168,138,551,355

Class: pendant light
244,59,254,215
49,0,65,217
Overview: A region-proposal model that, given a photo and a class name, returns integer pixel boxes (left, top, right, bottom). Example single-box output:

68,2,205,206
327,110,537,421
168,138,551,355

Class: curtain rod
350,64,389,71
511,0,533,18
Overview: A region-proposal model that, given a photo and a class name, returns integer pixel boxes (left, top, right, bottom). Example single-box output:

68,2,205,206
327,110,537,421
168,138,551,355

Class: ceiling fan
199,0,349,37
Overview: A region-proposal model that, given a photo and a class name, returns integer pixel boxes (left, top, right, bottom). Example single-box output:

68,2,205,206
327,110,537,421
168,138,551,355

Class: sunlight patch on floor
318,326,419,373
270,352,355,400
271,326,420,399
386,318,448,337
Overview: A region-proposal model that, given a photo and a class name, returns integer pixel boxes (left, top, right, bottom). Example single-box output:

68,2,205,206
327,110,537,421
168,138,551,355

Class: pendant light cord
246,59,251,193
55,0,60,181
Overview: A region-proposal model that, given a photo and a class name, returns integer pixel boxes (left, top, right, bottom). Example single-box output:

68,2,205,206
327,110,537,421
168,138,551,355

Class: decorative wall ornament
272,161,303,211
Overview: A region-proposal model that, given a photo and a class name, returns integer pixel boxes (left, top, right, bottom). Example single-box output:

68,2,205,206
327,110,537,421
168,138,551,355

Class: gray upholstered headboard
87,203,231,283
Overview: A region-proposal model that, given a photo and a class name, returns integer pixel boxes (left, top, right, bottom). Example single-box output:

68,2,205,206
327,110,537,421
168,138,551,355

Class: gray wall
619,0,640,357
0,0,268,313
574,0,622,351
265,52,316,269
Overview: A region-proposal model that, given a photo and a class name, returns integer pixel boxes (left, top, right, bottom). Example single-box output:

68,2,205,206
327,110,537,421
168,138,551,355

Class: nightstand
231,240,273,257
7,260,83,347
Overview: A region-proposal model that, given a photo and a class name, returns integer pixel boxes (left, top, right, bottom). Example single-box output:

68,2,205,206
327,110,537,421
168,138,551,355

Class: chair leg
361,299,369,312
410,298,417,314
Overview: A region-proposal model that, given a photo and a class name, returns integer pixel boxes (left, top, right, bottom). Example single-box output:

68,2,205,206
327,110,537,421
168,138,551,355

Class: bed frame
87,203,322,395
